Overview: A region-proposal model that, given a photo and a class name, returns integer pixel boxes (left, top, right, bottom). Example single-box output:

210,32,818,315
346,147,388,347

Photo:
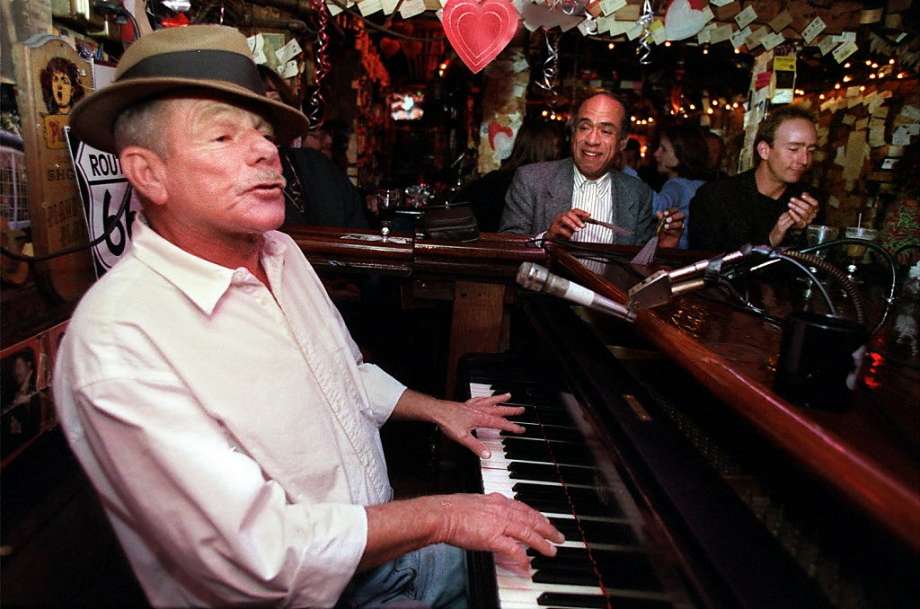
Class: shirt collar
129,216,289,316
573,165,611,189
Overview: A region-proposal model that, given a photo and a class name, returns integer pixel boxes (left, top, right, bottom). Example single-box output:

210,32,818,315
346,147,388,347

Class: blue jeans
335,544,468,609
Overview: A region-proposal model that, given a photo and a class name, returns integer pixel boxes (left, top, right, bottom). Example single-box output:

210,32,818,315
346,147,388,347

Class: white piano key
469,382,495,397
482,472,598,492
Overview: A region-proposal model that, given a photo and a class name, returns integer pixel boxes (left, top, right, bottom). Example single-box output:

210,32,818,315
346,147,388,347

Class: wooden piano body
289,226,919,609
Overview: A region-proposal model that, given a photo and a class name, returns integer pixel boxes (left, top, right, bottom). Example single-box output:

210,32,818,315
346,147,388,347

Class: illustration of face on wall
40,57,85,115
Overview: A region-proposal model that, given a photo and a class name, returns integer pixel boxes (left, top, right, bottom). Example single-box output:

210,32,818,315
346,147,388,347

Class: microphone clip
628,245,755,310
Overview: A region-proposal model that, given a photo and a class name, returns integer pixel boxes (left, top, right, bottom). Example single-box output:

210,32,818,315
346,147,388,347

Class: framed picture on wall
1,337,45,464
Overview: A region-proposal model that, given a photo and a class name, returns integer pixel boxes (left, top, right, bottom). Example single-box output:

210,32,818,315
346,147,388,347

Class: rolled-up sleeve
357,363,407,427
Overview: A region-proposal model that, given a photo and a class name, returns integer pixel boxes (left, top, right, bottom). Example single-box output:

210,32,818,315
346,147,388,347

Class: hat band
118,50,266,95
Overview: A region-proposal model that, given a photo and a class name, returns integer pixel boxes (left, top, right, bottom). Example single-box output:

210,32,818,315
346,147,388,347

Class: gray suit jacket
499,158,654,246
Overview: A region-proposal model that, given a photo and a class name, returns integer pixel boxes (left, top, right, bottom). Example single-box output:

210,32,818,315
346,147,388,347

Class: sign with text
66,127,139,276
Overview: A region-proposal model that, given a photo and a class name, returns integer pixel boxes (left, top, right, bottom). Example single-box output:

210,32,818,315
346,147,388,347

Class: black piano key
513,483,624,518
502,438,594,466
486,382,560,407
509,409,573,427
501,424,583,442
537,593,674,609
537,593,609,608
548,517,638,546
530,548,663,591
532,560,663,591
509,462,600,486
533,569,608,587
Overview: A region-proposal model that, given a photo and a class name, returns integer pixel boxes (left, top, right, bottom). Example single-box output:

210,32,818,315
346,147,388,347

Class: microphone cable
0,186,133,263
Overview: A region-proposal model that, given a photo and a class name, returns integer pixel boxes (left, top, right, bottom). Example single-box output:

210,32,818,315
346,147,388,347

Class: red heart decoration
442,0,521,74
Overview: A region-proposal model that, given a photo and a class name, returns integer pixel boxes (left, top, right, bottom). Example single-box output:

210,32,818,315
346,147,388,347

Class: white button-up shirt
53,218,407,608
571,166,613,243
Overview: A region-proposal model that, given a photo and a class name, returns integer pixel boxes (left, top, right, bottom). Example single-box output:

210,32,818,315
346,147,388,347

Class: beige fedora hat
69,25,308,153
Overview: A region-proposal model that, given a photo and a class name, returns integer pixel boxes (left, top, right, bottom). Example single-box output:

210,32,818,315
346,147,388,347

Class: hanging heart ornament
441,0,521,74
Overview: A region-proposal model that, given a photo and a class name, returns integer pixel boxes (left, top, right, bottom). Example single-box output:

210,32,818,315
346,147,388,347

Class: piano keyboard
470,380,693,609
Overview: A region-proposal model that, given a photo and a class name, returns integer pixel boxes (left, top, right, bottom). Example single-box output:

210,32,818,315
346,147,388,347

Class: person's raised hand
546,208,591,241
657,208,684,249
786,192,819,229
769,192,819,246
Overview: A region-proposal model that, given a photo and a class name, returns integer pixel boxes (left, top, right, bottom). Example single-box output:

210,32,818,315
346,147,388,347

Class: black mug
774,312,868,410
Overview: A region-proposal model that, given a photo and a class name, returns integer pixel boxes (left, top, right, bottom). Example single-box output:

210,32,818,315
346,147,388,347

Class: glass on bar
845,226,878,261
844,226,878,282
806,225,839,258
375,188,402,239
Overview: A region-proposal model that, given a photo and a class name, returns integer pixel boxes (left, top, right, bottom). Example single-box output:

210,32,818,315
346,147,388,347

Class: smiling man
53,25,562,609
688,105,821,251
500,92,682,247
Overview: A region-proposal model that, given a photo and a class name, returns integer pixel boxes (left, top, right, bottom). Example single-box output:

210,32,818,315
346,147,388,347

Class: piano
288,227,919,609
455,255,918,609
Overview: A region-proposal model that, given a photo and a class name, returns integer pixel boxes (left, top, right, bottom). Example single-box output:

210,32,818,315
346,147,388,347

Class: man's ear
756,141,771,162
120,147,168,206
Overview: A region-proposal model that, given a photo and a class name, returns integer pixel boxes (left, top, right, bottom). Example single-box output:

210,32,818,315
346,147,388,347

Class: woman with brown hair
652,124,711,249
457,121,564,232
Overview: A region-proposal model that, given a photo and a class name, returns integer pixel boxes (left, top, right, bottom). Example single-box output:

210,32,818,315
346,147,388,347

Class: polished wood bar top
285,226,546,277
553,249,920,551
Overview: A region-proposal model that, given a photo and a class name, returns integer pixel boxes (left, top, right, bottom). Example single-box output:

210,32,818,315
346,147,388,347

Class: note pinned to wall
801,17,826,44
817,36,838,56
626,21,644,40
747,26,768,48
834,145,846,167
600,0,626,16
709,24,734,44
399,0,426,19
892,126,913,146
769,10,793,33
842,130,868,181
357,0,382,16
833,41,858,63
901,105,920,121
869,127,886,148
762,32,785,50
734,5,757,29
698,22,714,44
730,26,752,49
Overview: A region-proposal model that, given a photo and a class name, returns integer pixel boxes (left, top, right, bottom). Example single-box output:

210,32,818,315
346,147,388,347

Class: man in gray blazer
500,92,683,247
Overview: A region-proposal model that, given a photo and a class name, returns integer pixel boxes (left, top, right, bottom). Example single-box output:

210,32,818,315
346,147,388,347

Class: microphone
516,262,636,322
628,244,754,310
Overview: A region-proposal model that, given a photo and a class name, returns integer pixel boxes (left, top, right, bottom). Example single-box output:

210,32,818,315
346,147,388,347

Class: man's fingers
789,196,819,225
457,433,490,459
477,414,525,434
493,542,532,577
563,213,585,231
502,520,559,558
467,393,513,408
787,207,809,228
797,192,820,207
501,498,565,542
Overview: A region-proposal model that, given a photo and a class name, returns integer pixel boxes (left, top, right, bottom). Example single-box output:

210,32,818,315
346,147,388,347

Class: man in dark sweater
688,106,820,251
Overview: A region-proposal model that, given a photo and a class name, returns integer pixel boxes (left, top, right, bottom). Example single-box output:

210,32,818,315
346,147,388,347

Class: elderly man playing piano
500,91,683,249
53,25,562,609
